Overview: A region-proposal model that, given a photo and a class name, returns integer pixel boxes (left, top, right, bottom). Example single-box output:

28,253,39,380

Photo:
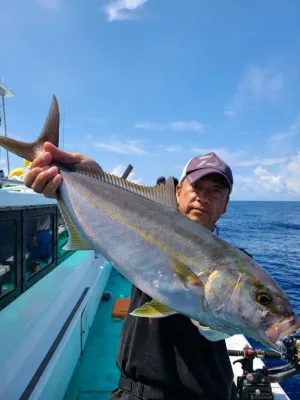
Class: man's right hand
24,142,102,198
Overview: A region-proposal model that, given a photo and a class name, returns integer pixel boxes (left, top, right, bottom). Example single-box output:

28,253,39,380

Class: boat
0,187,112,399
0,82,114,399
0,84,293,399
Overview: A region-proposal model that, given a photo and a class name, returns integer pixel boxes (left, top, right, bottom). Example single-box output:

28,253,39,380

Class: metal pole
121,164,133,179
1,95,10,175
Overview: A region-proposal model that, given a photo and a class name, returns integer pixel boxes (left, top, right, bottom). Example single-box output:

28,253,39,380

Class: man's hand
24,142,102,198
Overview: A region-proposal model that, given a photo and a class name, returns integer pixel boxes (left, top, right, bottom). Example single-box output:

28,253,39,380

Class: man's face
176,174,230,231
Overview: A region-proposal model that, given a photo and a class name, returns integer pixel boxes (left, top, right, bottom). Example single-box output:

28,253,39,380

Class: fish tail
0,95,59,162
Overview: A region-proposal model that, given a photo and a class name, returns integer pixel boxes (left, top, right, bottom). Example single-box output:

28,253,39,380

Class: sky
1,0,300,200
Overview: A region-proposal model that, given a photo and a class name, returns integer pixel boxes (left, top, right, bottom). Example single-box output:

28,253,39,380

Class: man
25,144,235,400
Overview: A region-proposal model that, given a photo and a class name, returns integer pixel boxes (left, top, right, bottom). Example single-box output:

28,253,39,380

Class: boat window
0,220,17,297
57,210,69,260
0,205,75,310
24,215,54,279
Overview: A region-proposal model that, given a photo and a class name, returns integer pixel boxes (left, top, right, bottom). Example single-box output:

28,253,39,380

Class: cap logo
195,155,226,171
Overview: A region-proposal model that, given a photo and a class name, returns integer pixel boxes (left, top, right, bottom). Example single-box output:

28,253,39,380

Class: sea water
219,201,300,399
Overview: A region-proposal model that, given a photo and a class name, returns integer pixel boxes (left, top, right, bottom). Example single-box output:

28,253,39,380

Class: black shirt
116,285,234,400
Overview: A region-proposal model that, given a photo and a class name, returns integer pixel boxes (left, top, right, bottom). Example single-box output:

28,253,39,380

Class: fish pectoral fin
58,200,92,250
169,257,204,289
191,319,231,341
130,299,177,318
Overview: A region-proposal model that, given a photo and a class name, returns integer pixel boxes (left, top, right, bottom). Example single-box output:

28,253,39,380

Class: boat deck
63,268,132,400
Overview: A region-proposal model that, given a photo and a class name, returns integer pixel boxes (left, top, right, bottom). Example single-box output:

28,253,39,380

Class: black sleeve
156,176,178,187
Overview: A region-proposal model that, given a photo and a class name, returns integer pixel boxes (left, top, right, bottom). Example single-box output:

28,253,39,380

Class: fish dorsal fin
57,199,92,250
72,164,179,210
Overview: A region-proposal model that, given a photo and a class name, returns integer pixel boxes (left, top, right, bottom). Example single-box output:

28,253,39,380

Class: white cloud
244,67,283,100
165,145,183,152
190,143,300,198
191,147,288,169
283,152,300,194
234,156,288,167
225,66,284,115
104,0,148,22
224,110,236,117
235,168,285,195
111,164,142,184
94,140,146,154
270,131,295,149
254,166,283,188
36,0,61,10
233,152,300,199
269,114,300,151
135,121,205,132
260,157,288,166
290,116,300,131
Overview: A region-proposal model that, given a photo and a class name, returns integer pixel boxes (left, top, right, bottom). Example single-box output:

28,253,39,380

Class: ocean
219,201,300,399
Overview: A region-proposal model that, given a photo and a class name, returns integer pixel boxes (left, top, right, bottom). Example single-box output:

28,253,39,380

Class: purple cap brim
186,169,232,192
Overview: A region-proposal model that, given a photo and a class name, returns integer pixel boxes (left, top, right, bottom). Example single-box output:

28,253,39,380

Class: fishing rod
228,329,300,399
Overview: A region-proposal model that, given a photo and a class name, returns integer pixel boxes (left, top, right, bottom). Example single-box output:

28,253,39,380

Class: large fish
1,96,299,352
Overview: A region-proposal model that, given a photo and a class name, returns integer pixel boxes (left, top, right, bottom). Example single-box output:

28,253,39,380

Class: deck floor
64,269,132,400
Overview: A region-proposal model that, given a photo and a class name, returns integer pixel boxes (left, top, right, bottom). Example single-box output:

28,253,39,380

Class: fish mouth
265,316,300,343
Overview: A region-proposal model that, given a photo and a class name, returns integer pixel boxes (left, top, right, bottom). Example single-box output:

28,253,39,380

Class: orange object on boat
112,298,131,318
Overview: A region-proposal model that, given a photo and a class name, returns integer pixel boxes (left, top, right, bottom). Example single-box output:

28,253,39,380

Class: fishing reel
228,329,300,400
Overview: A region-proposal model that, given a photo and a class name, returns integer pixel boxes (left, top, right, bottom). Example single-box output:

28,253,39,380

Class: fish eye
256,292,272,306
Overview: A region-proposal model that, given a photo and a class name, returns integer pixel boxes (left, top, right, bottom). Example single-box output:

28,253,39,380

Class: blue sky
1,0,300,200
